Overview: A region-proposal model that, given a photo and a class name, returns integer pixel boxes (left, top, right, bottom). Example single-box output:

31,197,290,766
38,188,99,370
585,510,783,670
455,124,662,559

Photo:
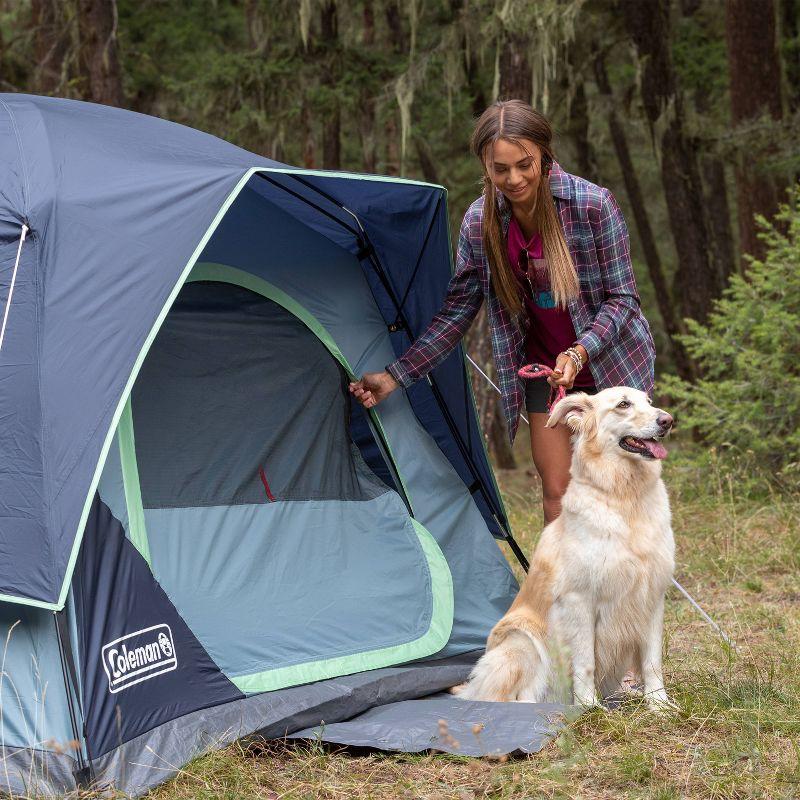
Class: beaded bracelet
563,347,584,373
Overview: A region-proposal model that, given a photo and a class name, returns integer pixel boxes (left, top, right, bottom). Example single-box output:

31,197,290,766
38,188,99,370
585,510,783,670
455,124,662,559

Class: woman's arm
350,214,485,407
574,187,641,360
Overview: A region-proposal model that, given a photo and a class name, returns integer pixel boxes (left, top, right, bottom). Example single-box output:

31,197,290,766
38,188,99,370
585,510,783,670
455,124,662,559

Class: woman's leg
529,412,573,524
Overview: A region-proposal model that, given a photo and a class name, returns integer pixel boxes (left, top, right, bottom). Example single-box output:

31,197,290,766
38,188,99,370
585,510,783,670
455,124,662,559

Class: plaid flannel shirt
387,162,656,443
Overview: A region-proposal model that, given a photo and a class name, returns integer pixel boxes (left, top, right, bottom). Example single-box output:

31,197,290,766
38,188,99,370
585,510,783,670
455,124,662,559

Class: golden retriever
454,387,675,709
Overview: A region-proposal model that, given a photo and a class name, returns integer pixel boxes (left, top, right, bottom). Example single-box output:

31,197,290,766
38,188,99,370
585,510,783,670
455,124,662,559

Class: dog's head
545,387,673,464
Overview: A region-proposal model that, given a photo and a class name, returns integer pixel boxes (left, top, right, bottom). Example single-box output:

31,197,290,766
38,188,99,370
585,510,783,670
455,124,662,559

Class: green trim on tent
188,262,414,512
231,517,453,694
118,398,151,566
0,591,59,610
253,166,444,191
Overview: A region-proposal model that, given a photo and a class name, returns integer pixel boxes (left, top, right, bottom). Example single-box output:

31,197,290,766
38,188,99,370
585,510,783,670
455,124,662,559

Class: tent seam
32,232,58,597
0,99,30,218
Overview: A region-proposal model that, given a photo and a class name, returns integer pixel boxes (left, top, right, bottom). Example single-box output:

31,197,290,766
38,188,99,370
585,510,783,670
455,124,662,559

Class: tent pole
334,204,517,536
53,611,92,787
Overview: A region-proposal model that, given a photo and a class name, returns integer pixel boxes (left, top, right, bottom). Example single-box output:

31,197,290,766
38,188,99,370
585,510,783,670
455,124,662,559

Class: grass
15,438,800,799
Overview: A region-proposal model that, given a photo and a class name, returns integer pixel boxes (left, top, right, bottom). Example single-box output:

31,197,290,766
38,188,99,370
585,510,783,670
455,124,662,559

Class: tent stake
465,353,735,648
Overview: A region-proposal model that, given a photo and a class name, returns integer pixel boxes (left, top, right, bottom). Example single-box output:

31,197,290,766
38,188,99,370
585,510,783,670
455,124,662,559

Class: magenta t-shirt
507,216,595,388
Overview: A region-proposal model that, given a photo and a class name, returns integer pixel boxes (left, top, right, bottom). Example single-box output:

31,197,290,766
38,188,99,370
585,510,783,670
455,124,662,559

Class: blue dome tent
0,95,555,797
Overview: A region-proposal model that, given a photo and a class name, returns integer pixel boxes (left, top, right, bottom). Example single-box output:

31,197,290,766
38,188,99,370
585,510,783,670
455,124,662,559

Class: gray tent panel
96,430,128,532
0,745,77,797
132,283,388,507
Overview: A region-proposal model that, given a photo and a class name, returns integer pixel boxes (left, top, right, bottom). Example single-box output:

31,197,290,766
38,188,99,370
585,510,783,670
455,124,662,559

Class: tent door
120,279,452,693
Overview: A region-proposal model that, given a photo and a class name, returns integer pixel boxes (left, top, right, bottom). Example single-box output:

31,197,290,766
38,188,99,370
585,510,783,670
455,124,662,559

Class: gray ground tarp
291,695,573,757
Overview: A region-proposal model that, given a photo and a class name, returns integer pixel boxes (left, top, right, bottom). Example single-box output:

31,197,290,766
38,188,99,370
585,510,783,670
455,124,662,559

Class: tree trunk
700,156,736,283
359,0,377,172
383,0,406,176
467,307,516,470
564,74,600,184
725,0,783,262
498,32,531,101
77,0,123,106
384,113,400,176
414,135,439,184
463,16,487,117
783,0,800,114
301,102,316,169
384,0,408,54
622,0,722,323
679,0,737,282
31,0,70,94
244,0,266,52
594,50,695,381
320,0,340,169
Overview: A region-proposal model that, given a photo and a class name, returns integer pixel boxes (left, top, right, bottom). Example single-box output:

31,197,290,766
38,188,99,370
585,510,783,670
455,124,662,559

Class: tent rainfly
0,95,568,798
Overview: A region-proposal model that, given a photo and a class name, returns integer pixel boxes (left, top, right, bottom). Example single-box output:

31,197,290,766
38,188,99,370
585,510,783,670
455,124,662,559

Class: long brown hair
470,100,578,315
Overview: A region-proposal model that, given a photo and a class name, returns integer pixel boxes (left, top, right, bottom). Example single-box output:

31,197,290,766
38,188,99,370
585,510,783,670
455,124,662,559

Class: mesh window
132,282,389,508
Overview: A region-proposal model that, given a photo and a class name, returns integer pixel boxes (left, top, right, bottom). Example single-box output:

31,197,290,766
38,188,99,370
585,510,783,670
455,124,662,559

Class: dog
454,387,675,710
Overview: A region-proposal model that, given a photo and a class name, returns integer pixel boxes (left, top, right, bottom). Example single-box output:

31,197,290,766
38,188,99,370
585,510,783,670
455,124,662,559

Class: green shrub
661,186,800,490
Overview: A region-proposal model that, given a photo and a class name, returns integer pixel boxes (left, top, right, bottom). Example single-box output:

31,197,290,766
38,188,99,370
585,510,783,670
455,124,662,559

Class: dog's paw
448,682,467,696
645,692,678,714
574,692,603,710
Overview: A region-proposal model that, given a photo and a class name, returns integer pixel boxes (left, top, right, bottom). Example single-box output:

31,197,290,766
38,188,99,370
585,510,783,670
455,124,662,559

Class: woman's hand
349,371,399,409
548,353,577,389
547,345,588,390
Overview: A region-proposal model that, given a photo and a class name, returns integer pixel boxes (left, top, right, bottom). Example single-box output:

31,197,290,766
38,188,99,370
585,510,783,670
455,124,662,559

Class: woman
349,100,655,524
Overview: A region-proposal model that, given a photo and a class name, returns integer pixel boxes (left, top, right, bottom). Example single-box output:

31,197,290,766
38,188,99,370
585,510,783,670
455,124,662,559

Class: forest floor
141,439,800,800
57,440,797,800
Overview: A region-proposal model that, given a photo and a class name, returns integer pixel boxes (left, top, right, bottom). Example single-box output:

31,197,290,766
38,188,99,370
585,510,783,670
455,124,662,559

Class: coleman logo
101,624,177,693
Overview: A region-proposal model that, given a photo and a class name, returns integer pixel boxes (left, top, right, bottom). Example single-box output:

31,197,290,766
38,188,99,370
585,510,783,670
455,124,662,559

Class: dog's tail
452,613,549,702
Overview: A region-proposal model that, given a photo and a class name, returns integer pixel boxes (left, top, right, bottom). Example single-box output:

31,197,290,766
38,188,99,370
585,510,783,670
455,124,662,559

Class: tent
0,95,565,797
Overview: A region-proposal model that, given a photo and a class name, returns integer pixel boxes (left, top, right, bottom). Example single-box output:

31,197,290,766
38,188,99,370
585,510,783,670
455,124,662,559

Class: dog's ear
545,392,596,434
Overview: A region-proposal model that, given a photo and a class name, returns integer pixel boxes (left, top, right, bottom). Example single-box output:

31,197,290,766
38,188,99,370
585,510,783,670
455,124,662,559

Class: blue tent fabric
0,94,506,609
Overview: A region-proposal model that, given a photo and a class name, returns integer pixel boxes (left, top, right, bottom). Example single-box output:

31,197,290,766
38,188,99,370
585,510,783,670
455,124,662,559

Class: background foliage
662,189,800,489
1,0,798,474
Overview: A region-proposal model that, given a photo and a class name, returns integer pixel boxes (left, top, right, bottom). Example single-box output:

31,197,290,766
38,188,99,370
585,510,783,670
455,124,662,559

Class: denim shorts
524,379,598,414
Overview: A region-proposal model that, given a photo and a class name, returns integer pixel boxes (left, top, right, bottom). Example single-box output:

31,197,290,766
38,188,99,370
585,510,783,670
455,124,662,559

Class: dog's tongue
644,439,668,460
